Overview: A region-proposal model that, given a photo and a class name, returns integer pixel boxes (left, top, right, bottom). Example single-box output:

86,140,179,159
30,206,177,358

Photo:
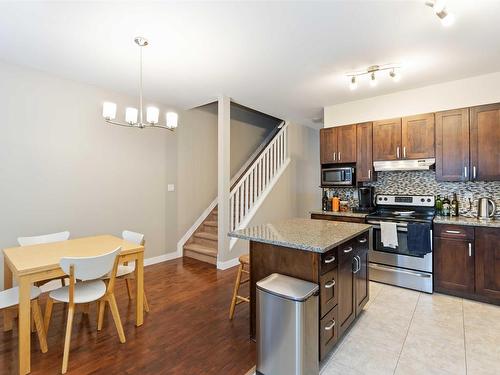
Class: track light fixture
425,0,455,27
345,64,401,90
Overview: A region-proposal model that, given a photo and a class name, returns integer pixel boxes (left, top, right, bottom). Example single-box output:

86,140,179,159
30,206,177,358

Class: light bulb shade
102,102,117,120
166,112,178,129
146,106,159,124
125,107,138,124
369,72,377,87
349,76,357,90
390,70,401,82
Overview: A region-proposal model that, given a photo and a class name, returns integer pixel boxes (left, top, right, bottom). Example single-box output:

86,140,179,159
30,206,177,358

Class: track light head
369,72,377,87
349,76,357,90
389,69,401,82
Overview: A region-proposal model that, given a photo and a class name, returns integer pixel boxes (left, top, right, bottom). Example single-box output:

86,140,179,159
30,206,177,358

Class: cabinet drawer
355,232,369,252
320,305,338,361
320,268,338,318
339,239,356,263
320,248,338,275
435,224,474,240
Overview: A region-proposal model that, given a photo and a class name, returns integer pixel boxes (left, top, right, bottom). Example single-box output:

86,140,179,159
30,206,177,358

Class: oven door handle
367,220,408,227
369,224,408,232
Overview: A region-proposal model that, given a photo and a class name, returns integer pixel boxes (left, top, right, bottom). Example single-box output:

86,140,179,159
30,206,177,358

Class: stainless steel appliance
373,158,435,172
256,273,319,375
321,166,355,187
366,194,435,293
477,197,497,220
354,186,375,213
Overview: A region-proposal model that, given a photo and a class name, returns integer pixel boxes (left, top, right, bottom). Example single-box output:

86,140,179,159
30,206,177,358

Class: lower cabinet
320,305,338,360
434,224,500,305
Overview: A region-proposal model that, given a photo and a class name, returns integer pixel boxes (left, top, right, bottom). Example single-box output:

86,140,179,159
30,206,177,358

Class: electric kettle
477,197,497,220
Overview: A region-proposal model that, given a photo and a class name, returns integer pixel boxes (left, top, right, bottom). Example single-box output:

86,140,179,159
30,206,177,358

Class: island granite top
434,215,500,228
228,218,372,253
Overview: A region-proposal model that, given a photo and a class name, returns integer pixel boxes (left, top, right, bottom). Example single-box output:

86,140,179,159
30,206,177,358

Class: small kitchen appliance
477,197,497,220
320,165,355,187
353,186,376,213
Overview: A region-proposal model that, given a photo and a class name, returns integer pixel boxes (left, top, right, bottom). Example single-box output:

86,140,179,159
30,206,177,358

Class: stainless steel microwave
321,166,355,186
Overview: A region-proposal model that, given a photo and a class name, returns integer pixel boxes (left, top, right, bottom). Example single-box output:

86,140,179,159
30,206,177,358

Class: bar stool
229,254,250,320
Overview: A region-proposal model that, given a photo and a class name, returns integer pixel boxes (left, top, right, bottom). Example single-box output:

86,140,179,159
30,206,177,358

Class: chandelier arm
148,124,175,132
105,119,139,128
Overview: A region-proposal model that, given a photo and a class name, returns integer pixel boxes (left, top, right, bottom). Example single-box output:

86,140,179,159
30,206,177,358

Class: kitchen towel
407,222,432,256
380,221,398,249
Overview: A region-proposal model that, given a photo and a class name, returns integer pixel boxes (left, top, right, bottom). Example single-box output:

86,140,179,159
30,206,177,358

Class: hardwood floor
0,258,255,374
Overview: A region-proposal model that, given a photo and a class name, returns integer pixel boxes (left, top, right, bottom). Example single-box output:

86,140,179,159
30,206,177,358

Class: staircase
181,122,290,265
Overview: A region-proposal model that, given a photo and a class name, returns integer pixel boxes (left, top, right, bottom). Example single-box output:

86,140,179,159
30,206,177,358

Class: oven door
367,220,432,273
321,167,354,186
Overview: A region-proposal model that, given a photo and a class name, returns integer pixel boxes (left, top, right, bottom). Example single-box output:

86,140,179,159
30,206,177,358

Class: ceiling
1,1,499,127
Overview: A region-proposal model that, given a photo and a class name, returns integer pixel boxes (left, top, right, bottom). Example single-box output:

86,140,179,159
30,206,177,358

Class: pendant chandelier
102,37,178,131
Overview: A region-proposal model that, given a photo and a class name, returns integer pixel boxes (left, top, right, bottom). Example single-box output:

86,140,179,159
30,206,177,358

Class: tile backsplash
325,170,500,216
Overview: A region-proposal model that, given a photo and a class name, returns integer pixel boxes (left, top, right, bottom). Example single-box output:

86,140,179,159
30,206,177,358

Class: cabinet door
320,305,338,361
401,113,435,159
320,127,338,164
337,124,357,163
475,228,500,301
356,122,374,182
355,237,370,315
470,104,500,181
320,268,338,318
435,108,470,181
337,244,355,337
373,118,401,161
434,237,475,294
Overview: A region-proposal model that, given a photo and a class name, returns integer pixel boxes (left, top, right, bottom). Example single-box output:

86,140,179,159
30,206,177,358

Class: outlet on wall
168,184,175,192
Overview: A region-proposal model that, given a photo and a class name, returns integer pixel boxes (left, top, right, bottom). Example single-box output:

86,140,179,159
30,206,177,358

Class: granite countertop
434,215,500,228
310,209,368,218
228,218,372,253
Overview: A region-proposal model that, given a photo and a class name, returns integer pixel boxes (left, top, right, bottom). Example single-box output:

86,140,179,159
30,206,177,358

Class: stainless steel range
366,194,435,293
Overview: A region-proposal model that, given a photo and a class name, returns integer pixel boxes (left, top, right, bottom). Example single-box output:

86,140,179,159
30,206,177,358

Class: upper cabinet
470,104,500,181
435,108,470,182
320,125,356,164
402,113,435,159
372,118,402,161
356,122,374,182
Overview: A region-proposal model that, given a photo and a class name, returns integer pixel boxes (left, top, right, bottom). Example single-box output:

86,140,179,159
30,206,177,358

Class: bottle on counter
322,190,329,211
442,195,451,216
435,195,443,216
451,193,459,217
332,196,340,212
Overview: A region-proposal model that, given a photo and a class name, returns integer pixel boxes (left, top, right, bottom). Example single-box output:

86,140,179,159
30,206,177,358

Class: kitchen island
228,218,372,361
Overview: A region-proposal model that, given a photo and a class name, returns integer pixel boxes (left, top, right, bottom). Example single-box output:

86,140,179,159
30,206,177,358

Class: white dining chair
44,247,126,374
0,286,48,353
17,231,71,287
100,230,149,315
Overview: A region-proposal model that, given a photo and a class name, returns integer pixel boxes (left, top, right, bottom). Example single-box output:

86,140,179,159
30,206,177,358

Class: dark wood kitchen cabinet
355,239,369,314
320,125,356,164
356,122,374,182
402,113,435,159
337,240,356,337
435,108,470,182
470,103,500,181
373,118,401,161
320,127,337,164
475,227,500,300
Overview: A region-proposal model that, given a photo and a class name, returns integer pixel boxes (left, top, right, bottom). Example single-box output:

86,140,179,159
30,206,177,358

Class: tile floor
321,282,500,375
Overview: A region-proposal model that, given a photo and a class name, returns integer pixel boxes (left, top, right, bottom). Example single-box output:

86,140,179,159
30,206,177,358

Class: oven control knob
383,197,388,201
421,198,425,202
427,198,431,202
378,197,382,201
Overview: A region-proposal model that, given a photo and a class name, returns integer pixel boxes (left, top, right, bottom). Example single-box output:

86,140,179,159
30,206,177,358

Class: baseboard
216,257,241,270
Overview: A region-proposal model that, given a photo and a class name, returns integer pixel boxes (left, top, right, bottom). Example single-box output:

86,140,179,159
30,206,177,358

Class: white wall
0,61,178,288
324,71,500,127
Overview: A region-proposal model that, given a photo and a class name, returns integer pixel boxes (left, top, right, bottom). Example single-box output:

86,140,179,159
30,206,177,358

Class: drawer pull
324,255,336,264
358,238,367,243
445,230,461,234
324,320,336,331
324,280,335,289
343,247,353,253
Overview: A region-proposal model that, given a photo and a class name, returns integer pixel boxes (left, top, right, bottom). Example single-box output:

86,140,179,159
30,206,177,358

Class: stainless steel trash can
256,273,319,375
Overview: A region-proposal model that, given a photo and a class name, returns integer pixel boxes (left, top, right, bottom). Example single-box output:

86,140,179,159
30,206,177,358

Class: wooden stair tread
204,221,217,227
194,232,218,241
184,243,217,257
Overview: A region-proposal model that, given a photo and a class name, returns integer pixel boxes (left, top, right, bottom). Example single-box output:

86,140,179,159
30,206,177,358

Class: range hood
373,158,435,172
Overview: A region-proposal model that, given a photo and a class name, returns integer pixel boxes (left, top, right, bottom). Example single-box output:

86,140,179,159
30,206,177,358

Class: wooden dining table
3,235,145,375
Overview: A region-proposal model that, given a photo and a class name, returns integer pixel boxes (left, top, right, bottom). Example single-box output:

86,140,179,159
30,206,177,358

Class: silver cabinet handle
445,230,461,234
403,146,407,158
468,243,472,257
324,255,336,264
338,152,341,161
396,146,400,159
473,166,476,179
324,280,336,289
343,246,353,253
324,320,336,331
353,256,360,273
333,152,336,161
358,238,367,243
464,166,468,178
368,169,371,179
